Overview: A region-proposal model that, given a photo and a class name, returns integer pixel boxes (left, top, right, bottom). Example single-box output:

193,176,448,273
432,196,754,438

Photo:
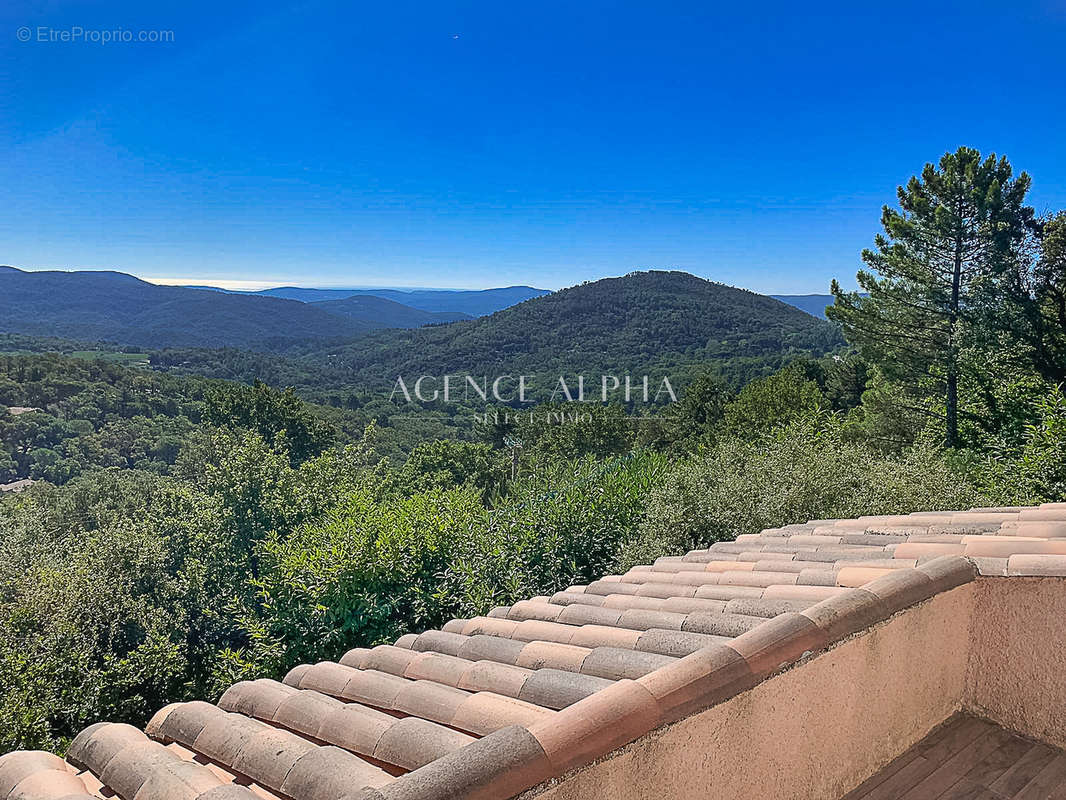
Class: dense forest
1,147,1065,754
285,271,844,394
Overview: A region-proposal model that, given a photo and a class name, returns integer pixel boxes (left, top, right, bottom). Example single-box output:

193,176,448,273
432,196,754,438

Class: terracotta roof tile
460,617,518,638
132,760,234,800
370,718,473,771
7,768,92,800
679,611,762,637
0,752,86,800
799,588,886,642
526,681,661,776
67,724,146,773
692,584,765,600
17,503,1066,800
513,641,591,672
360,645,420,676
315,703,395,757
455,634,525,665
565,624,642,650
516,670,613,710
616,608,688,631
404,652,474,686
392,679,471,724
230,728,316,789
553,604,622,627
723,597,813,617
190,713,265,766
456,660,533,697
635,643,755,725
860,568,937,616
659,597,729,614
450,693,555,735
277,747,391,800
724,612,828,677
1006,553,1066,576
579,647,675,680
100,741,184,799
634,628,730,658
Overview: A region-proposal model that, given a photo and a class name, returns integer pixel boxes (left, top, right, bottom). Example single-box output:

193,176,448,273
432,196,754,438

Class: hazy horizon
0,263,841,296
5,1,1065,295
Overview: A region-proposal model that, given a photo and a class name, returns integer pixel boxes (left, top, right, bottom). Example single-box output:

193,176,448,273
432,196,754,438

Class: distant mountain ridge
185,284,550,316
0,267,474,349
295,270,844,393
256,285,549,316
1,268,842,391
310,295,471,326
771,294,835,319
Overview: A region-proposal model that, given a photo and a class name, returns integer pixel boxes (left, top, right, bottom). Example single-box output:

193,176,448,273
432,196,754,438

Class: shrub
398,439,506,502
228,487,487,677
623,413,990,568
979,387,1066,504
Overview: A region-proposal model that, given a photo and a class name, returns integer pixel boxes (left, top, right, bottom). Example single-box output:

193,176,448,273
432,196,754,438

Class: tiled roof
4,503,1066,800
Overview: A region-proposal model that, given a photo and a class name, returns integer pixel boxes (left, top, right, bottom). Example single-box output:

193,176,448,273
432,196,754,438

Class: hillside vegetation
0,267,479,350
1,148,1065,757
294,271,844,394
309,295,470,325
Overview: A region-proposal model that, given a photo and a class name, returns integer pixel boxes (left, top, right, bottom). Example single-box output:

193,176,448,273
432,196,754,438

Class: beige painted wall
528,584,976,800
966,577,1066,749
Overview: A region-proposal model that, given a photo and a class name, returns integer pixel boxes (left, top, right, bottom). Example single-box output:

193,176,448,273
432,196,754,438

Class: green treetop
829,147,1035,447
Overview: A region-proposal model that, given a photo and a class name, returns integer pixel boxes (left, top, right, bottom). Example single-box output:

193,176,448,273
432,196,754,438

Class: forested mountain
294,271,844,395
310,295,470,325
0,266,376,349
0,267,477,348
256,285,549,316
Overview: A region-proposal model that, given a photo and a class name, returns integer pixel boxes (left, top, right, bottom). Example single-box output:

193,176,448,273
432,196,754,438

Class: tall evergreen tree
1028,212,1066,383
828,147,1034,447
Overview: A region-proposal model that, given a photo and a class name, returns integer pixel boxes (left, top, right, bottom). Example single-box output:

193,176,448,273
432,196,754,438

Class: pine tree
828,147,1034,447
1030,213,1066,383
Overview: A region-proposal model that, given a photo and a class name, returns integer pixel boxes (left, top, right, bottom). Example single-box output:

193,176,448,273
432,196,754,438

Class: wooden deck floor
842,714,1066,800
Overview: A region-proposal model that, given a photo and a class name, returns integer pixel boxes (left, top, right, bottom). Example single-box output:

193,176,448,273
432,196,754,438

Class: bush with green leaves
457,451,668,612
623,413,991,568
0,471,224,752
216,449,667,683
203,380,335,466
722,363,825,438
223,486,486,680
0,423,383,752
398,439,506,502
979,387,1066,504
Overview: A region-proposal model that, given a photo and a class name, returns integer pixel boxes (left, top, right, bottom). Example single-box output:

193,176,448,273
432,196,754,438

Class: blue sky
2,0,1065,292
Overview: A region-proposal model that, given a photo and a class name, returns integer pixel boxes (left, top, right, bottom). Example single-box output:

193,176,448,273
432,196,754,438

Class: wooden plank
857,755,938,800
921,718,996,766
917,715,971,757
842,750,925,800
937,777,1004,800
963,735,1036,789
1014,754,1066,800
900,728,1010,800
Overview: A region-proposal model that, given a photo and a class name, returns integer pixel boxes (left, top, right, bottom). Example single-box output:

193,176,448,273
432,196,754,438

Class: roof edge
340,556,978,800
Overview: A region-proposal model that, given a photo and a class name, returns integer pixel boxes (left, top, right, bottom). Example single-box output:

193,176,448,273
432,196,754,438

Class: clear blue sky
2,0,1065,292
